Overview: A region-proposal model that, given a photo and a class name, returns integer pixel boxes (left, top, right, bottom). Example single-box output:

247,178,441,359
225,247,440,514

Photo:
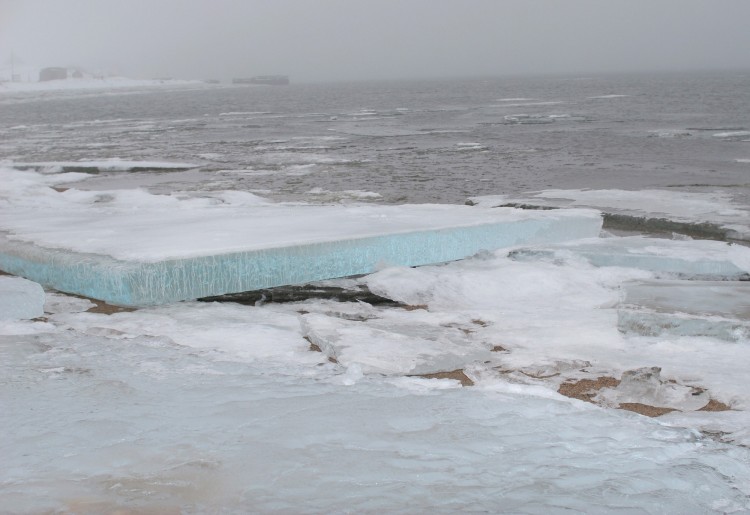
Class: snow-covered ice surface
470,189,750,241
3,74,750,512
3,254,750,512
2,167,750,511
0,166,601,305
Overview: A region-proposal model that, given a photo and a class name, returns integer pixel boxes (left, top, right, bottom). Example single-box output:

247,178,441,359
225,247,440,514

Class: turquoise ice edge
0,210,602,307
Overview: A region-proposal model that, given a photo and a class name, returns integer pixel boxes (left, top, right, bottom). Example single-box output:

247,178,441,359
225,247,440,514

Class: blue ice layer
510,237,748,279
617,280,750,341
0,211,601,306
618,309,750,341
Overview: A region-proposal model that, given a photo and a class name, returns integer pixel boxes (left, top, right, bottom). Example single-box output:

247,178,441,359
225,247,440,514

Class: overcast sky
2,0,749,82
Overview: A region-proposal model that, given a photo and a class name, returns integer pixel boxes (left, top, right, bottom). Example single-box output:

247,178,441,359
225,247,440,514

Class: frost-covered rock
0,276,45,320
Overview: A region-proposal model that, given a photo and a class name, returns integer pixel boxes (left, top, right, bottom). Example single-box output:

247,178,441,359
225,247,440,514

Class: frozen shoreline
3,79,750,513
0,76,205,94
3,261,750,512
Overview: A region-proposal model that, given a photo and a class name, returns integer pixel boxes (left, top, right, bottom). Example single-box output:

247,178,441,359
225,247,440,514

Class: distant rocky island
232,75,290,85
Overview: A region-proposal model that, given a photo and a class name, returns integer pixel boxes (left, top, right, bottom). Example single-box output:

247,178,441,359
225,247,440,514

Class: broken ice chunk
0,276,45,320
300,312,485,375
510,236,750,280
617,280,750,341
594,367,709,412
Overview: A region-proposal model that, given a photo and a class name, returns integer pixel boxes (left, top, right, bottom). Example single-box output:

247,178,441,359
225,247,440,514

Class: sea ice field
2,73,750,513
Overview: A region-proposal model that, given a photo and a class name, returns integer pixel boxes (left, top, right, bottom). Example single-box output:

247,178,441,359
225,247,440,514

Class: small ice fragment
0,276,45,320
595,367,709,412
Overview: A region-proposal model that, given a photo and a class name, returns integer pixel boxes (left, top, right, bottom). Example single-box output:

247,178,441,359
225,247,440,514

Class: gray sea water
2,71,749,204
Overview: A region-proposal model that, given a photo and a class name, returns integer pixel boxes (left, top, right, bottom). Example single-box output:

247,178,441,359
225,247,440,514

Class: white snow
0,76,202,94
2,159,750,510
649,129,693,138
714,131,750,138
0,167,599,262
471,188,750,241
493,101,564,107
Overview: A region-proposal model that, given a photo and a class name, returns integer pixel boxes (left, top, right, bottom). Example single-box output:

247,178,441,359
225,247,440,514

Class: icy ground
2,162,750,512
0,75,203,94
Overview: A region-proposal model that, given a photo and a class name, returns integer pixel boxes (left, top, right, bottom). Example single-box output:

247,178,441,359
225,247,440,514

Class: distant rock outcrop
39,67,68,81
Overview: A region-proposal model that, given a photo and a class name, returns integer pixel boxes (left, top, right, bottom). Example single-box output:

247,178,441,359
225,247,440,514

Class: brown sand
698,399,732,412
558,377,621,402
85,300,136,314
558,376,732,417
558,377,679,417
618,403,677,417
411,369,474,387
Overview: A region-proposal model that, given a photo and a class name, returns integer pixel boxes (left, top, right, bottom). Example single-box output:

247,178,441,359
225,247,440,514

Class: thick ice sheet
622,280,750,319
509,236,750,279
0,168,602,306
618,280,750,341
470,189,750,241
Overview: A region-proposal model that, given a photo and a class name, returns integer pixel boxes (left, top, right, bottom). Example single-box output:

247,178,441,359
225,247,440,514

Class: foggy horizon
2,0,750,83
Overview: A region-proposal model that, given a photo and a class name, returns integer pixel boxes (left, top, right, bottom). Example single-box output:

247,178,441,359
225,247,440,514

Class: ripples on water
1,71,749,204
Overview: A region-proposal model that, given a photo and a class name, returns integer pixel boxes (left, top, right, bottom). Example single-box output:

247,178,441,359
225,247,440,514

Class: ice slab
0,201,602,306
618,280,750,341
470,189,750,242
0,276,45,320
510,236,750,279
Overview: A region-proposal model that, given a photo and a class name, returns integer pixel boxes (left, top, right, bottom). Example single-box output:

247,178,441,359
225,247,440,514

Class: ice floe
0,275,45,320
